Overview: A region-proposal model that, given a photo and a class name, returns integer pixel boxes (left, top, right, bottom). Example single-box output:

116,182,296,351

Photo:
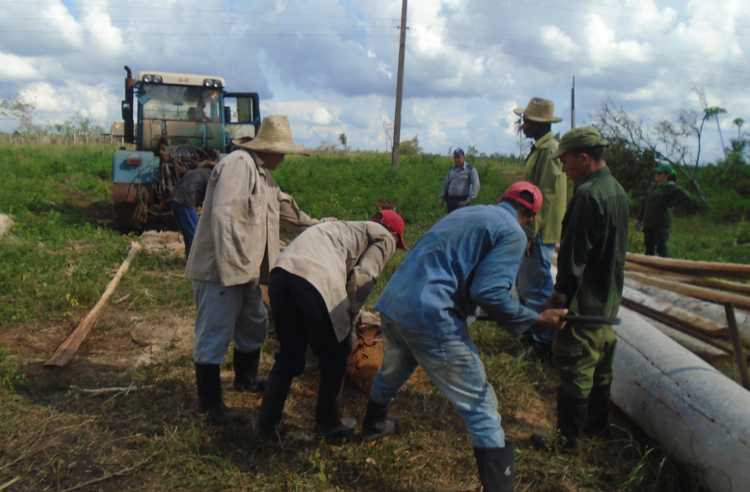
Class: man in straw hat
513,97,568,357
185,115,321,425
362,182,568,491
546,126,629,448
257,206,407,441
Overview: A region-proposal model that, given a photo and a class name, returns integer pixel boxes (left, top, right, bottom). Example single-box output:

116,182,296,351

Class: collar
579,166,611,185
534,131,556,149
498,201,517,217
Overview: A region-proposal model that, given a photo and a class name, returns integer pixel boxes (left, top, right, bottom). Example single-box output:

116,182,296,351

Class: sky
1,0,748,162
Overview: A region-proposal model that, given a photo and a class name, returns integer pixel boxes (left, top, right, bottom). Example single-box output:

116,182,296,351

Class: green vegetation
0,144,741,491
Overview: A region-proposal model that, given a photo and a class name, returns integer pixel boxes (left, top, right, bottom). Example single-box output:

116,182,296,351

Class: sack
346,310,384,394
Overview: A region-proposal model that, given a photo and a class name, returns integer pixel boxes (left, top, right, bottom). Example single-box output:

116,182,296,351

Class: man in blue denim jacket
361,182,567,492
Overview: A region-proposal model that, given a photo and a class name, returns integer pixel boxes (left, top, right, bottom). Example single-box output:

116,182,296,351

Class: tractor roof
137,71,226,87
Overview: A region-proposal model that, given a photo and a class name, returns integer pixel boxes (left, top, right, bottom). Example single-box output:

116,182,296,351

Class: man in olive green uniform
637,162,699,257
513,98,568,352
550,127,629,448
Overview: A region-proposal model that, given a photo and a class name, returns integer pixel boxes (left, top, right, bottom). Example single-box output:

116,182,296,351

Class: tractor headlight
153,75,163,84
143,74,152,83
203,79,213,87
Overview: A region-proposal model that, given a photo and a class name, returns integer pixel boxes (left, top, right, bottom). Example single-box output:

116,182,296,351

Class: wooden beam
45,242,142,367
626,271,750,311
625,261,750,296
725,304,750,389
626,252,750,279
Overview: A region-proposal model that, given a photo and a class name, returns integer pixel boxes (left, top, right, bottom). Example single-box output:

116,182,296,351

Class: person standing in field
185,115,320,425
256,208,406,440
168,163,213,259
636,162,700,257
441,147,480,213
361,182,567,492
549,127,629,448
513,97,568,356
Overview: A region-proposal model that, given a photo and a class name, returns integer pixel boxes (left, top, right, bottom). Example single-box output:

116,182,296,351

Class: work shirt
274,221,396,341
376,202,538,337
639,181,696,231
185,150,318,287
169,167,212,208
555,167,629,321
442,163,480,202
523,132,567,243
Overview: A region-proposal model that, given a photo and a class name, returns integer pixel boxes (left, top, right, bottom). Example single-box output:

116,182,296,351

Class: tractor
112,66,260,229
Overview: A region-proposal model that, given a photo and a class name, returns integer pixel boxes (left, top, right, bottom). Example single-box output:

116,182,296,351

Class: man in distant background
441,148,480,213
513,97,568,356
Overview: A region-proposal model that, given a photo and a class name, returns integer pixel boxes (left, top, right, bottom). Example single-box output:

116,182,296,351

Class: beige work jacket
185,150,318,287
523,132,567,243
273,221,396,341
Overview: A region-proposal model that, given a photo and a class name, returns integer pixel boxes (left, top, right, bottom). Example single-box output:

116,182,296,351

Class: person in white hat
185,115,321,425
512,97,568,356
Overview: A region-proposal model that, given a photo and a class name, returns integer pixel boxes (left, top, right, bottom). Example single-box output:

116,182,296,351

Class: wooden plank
627,271,750,312
626,252,750,279
625,262,750,296
725,304,750,389
45,242,142,367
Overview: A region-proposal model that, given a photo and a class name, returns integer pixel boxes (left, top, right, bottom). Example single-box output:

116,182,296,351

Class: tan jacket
523,132,568,243
185,150,318,286
273,221,396,341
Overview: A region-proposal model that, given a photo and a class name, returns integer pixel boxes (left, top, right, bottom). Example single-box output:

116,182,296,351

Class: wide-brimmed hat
513,97,562,123
234,115,309,156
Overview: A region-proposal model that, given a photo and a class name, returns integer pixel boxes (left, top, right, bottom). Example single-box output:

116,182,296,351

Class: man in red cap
363,182,567,491
256,208,406,440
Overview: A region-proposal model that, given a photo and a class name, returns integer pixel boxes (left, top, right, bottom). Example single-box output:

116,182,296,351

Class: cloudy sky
1,0,748,162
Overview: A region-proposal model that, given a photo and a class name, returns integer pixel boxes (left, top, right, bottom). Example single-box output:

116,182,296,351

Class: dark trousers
643,228,669,257
445,195,468,213
169,201,199,258
267,269,351,427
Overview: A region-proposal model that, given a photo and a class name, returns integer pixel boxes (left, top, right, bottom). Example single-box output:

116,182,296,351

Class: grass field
0,144,738,491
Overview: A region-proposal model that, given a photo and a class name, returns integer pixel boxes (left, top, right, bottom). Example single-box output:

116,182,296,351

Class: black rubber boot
315,417,357,443
557,390,588,449
473,445,514,492
194,363,243,425
313,371,355,442
232,348,266,393
362,399,399,440
584,385,611,437
255,370,293,438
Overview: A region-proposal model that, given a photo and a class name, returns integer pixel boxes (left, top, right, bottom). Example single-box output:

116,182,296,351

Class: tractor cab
112,66,260,229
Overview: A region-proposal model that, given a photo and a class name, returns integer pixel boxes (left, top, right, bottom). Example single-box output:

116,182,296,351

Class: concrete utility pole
570,75,576,129
391,0,408,169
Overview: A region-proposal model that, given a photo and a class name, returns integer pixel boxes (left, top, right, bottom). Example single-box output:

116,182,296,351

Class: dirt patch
140,230,185,258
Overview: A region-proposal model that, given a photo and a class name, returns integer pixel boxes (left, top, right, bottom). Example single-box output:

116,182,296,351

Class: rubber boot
255,370,293,438
313,372,356,442
194,363,243,425
557,390,588,449
362,399,398,440
473,445,514,492
233,348,266,393
584,384,611,437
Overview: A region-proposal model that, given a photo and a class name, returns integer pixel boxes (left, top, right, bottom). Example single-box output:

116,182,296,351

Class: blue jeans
192,280,268,364
516,237,555,345
169,201,199,258
369,317,505,448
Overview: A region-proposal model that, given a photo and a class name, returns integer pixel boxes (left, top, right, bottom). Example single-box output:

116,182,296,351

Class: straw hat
234,115,310,155
513,97,562,123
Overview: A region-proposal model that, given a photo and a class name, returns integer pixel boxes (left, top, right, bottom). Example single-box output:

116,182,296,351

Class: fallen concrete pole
612,308,750,492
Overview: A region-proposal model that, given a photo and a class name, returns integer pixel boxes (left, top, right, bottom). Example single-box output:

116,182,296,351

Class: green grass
0,144,739,491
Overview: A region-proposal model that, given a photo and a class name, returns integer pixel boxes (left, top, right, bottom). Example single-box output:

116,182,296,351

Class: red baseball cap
501,181,543,215
378,209,406,249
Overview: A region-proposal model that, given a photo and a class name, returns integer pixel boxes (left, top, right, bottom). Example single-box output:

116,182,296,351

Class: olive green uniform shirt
555,167,629,320
523,132,567,243
639,181,696,231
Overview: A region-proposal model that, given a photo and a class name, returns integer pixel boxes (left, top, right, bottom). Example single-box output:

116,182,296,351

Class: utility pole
570,75,576,129
391,0,408,169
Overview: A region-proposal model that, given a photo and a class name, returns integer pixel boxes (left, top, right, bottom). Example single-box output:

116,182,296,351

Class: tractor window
223,95,256,123
139,85,221,122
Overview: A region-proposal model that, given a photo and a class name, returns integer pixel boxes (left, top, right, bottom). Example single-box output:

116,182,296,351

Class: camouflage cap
556,126,609,158
655,162,676,176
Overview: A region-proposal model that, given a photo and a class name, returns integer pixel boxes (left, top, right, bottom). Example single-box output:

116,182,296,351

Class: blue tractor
113,66,260,229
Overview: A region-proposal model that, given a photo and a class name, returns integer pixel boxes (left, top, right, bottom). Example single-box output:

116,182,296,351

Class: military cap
655,162,676,176
556,126,609,158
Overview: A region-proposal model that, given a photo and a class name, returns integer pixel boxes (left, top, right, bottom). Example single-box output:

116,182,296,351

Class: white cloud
18,81,117,124
0,52,41,81
540,25,578,61
82,2,124,56
586,14,651,66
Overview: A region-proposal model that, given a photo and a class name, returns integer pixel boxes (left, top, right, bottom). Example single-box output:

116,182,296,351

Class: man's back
376,203,528,334
557,168,629,319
